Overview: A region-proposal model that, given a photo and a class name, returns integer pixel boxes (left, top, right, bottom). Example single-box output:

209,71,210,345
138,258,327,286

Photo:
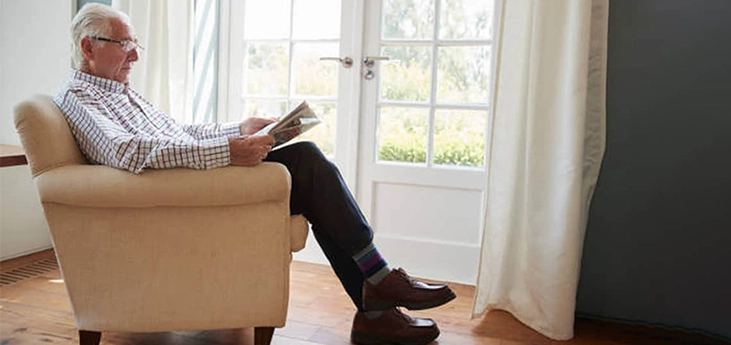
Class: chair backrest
14,95,87,177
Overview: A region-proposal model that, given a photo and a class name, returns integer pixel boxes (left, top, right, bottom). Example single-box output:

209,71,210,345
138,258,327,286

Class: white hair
70,3,131,69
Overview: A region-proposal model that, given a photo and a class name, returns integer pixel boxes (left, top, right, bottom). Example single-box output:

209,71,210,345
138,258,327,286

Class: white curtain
472,0,608,340
112,0,195,123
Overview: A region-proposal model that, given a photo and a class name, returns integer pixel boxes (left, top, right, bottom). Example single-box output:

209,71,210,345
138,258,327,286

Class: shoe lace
395,268,417,287
392,307,412,323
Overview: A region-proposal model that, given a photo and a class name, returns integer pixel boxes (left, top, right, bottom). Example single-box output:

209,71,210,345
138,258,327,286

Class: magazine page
255,101,321,148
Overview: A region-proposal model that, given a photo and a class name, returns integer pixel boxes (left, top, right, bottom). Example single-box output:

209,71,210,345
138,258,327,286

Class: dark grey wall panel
577,0,731,341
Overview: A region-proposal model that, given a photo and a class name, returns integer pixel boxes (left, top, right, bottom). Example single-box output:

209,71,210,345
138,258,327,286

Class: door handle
363,56,390,68
319,56,353,68
362,56,391,80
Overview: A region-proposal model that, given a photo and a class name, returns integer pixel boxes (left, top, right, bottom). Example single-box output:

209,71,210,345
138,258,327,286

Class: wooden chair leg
79,330,101,345
254,327,275,345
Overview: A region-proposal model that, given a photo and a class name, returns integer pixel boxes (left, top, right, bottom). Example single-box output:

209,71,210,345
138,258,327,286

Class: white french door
222,0,496,284
357,0,494,284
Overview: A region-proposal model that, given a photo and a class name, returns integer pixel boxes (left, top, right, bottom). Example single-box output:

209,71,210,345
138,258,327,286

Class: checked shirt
54,70,241,174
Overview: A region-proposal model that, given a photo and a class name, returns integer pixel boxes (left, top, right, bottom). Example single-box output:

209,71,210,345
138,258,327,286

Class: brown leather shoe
351,308,439,345
363,268,456,311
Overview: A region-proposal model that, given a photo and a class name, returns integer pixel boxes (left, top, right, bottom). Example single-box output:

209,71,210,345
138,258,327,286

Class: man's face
83,17,139,83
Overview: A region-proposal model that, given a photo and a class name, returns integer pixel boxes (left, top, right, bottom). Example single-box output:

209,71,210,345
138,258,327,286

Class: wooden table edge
0,144,28,167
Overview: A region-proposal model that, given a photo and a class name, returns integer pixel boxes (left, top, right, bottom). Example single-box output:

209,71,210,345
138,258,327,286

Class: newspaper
255,101,321,148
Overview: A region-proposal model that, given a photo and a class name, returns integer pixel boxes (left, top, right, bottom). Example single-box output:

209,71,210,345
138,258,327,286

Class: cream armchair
14,95,309,345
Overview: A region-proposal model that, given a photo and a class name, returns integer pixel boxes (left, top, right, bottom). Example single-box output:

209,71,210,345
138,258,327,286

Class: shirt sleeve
181,122,242,140
55,91,232,174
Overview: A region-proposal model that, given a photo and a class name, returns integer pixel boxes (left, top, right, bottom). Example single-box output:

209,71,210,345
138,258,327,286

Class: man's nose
128,48,139,62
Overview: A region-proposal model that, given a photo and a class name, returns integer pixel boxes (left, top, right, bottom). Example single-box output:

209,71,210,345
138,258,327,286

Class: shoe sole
351,329,440,345
363,290,457,311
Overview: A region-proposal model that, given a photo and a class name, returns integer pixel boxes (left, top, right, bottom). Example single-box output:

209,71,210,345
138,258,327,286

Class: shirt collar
70,69,129,94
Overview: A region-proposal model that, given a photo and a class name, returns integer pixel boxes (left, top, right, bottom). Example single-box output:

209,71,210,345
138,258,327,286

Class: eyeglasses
90,36,144,52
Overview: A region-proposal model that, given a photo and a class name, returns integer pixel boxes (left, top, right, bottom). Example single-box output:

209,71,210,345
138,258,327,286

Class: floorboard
1,250,727,345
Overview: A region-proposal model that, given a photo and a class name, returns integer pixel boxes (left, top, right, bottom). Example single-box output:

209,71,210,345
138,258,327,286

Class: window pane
437,46,491,104
244,0,291,39
378,107,428,164
380,45,431,102
433,109,486,167
294,101,337,156
382,0,434,40
293,0,340,39
244,43,289,96
292,43,338,98
439,0,494,40
243,99,288,119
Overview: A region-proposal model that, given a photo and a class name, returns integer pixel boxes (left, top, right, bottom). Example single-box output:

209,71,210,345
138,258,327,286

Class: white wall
0,165,51,260
1,0,72,145
0,0,73,260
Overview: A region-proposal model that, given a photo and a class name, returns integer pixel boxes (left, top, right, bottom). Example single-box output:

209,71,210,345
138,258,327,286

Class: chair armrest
35,162,291,208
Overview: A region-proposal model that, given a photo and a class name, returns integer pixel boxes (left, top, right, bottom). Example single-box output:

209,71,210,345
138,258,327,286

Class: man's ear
80,37,95,61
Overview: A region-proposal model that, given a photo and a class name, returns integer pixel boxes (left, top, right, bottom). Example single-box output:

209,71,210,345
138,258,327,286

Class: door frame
333,0,364,189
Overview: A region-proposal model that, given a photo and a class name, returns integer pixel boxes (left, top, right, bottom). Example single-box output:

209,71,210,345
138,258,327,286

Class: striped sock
352,242,391,285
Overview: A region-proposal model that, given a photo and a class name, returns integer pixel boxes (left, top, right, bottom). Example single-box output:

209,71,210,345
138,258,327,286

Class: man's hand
228,135,276,166
239,117,277,136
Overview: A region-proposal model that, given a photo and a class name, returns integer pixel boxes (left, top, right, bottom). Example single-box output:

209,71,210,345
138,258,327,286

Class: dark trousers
265,141,372,311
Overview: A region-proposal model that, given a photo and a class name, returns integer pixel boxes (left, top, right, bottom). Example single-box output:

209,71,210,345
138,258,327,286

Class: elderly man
55,3,455,345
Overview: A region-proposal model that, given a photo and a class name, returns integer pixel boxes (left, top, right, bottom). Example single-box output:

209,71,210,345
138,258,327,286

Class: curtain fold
472,0,608,340
112,0,195,123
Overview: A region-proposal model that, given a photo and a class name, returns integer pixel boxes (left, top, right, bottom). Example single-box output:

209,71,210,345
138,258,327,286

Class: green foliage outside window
377,108,486,167
378,135,484,167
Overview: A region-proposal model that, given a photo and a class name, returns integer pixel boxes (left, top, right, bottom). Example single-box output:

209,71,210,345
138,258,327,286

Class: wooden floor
1,250,728,345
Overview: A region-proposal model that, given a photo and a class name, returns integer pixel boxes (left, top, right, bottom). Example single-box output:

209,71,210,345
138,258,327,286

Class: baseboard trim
0,247,55,271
